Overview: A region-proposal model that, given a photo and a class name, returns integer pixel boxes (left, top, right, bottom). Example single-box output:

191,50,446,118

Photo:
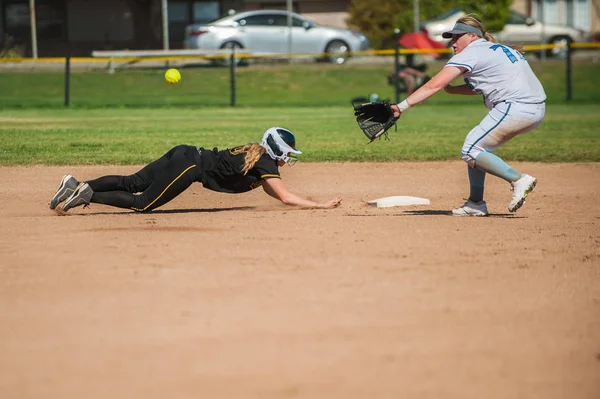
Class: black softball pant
87,145,201,212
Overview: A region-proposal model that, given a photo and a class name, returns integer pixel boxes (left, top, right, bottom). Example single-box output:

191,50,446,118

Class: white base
367,196,430,208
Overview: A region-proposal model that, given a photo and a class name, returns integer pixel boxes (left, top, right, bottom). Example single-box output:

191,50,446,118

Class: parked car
184,9,370,64
421,8,590,57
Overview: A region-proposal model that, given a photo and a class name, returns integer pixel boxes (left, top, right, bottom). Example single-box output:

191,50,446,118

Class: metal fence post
394,29,401,104
64,54,70,107
64,3,70,107
566,41,572,101
230,46,236,106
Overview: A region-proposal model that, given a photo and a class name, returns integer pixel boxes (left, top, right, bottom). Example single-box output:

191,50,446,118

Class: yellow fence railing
0,42,598,63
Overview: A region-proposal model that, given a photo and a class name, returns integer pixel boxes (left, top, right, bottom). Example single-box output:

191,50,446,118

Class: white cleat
508,174,537,213
452,200,489,217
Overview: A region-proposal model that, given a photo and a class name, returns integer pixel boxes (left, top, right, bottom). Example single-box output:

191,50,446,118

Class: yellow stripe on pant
132,164,196,212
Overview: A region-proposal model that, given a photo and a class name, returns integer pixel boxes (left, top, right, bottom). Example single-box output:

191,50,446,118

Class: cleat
61,182,93,212
452,200,489,217
49,174,79,209
508,174,537,213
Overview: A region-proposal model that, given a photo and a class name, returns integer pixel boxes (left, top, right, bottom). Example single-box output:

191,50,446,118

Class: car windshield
208,13,241,24
209,11,318,27
207,18,234,26
507,10,531,25
431,8,462,21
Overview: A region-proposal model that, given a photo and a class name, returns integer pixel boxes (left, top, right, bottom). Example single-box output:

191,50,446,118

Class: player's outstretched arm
262,178,342,208
444,84,479,95
391,65,466,117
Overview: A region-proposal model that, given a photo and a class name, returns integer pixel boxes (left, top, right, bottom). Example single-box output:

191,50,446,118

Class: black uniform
87,145,280,212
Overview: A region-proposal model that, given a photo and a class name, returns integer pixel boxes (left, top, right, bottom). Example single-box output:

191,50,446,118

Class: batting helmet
261,127,302,165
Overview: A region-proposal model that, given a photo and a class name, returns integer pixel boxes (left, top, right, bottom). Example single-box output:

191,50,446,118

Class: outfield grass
1,58,598,165
0,59,598,108
1,104,599,165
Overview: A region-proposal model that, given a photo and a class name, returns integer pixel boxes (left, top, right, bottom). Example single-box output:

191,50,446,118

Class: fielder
390,14,546,216
49,127,342,213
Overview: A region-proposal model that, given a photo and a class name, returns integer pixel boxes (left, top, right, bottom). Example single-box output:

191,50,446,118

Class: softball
165,68,181,85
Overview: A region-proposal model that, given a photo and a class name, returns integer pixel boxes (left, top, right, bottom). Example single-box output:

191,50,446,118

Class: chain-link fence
0,44,599,109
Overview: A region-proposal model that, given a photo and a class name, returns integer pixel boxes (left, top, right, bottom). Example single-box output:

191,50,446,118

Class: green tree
345,1,405,49
457,0,512,32
346,0,512,49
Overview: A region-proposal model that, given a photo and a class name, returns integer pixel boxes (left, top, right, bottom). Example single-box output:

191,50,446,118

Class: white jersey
446,39,546,109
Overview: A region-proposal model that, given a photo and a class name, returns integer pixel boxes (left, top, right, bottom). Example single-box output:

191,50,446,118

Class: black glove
353,101,399,143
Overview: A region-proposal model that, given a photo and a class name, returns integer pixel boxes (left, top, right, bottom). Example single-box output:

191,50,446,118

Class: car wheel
217,41,245,66
547,36,572,58
324,40,350,65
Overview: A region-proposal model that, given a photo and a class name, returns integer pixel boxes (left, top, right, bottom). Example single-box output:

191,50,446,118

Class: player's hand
390,104,401,118
319,196,342,208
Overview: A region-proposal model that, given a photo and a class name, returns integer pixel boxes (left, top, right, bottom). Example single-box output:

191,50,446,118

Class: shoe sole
49,175,77,209
452,211,489,217
54,207,68,216
509,179,537,213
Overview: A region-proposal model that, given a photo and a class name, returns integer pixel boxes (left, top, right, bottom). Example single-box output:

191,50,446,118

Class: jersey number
490,44,525,63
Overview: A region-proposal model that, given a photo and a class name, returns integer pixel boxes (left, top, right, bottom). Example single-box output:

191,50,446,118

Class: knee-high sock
474,152,522,183
468,165,486,203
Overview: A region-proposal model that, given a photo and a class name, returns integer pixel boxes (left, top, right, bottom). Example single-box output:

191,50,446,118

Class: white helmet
260,127,302,165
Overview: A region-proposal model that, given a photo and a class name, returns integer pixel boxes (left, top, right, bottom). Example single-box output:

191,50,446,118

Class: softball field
1,162,599,399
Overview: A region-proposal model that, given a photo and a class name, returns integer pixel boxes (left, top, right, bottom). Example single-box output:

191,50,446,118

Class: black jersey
197,146,280,193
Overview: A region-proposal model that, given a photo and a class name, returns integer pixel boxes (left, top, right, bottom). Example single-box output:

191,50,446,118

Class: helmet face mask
284,155,298,167
261,127,302,165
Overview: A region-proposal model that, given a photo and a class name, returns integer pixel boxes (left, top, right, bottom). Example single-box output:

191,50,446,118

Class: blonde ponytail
239,143,266,175
458,13,525,52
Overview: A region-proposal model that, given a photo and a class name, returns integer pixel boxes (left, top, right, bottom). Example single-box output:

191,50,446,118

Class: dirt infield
1,162,599,399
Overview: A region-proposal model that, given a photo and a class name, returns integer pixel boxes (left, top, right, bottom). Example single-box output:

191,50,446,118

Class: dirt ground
1,162,599,399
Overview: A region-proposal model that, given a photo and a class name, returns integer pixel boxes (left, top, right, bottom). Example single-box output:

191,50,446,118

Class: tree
456,0,512,32
345,1,404,49
346,0,512,49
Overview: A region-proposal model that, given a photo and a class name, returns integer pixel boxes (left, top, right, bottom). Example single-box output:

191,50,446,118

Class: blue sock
468,165,486,203
474,152,522,183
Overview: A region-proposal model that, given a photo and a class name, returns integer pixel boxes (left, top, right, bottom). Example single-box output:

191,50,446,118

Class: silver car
184,9,370,64
421,8,590,57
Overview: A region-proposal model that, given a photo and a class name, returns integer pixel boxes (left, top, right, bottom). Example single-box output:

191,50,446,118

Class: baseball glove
353,101,399,143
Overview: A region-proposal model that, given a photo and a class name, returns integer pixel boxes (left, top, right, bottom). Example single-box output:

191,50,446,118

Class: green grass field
1,104,599,165
1,58,598,165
